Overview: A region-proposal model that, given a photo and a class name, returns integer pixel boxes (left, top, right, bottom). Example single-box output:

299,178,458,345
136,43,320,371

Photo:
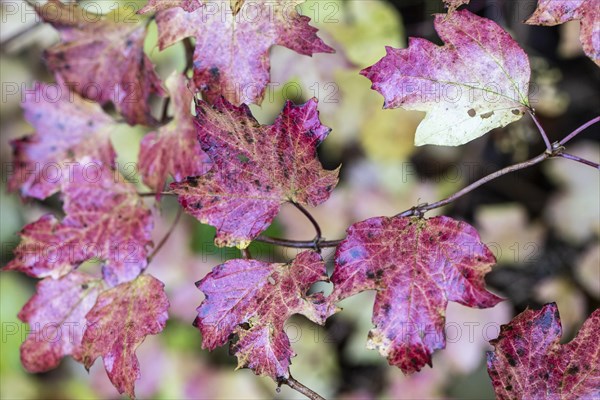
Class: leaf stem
529,110,552,151
292,202,323,251
396,152,551,217
279,376,325,400
559,116,600,145
148,207,183,263
241,248,252,259
138,191,177,197
557,152,600,169
255,235,342,249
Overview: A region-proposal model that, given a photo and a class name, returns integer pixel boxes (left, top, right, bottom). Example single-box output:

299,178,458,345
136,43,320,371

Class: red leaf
487,303,600,399
139,73,210,193
195,251,335,379
9,81,117,199
171,97,338,248
75,274,169,398
361,9,530,146
36,0,165,125
526,0,599,66
332,216,502,373
18,272,104,373
6,162,153,286
139,0,201,13
154,0,333,104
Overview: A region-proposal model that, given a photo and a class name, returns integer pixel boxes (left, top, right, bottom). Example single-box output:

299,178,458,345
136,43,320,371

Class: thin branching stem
559,116,600,145
141,116,598,252
138,191,177,197
558,152,600,169
241,248,252,259
396,152,551,217
280,376,325,400
529,110,552,151
292,202,322,240
255,235,342,249
148,207,183,262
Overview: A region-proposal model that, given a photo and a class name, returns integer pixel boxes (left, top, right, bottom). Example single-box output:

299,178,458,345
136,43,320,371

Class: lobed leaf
361,10,531,146
487,303,600,399
154,0,334,105
6,162,153,286
9,81,117,199
35,0,165,125
138,72,211,193
526,0,599,66
194,251,336,379
18,272,104,373
332,215,502,373
75,274,169,398
171,97,338,248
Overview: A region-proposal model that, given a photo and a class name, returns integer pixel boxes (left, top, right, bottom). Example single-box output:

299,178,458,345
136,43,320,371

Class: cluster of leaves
4,0,599,398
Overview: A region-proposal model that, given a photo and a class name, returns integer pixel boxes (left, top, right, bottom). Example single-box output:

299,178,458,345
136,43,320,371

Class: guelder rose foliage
172,97,339,248
9,81,117,199
487,304,600,399
195,251,335,379
332,216,502,373
153,0,334,105
4,0,599,398
362,10,530,146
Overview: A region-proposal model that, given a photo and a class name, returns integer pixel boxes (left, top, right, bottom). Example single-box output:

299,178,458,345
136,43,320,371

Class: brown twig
279,376,325,400
558,152,600,169
241,248,252,259
396,151,551,217
138,191,177,197
559,116,600,145
255,235,342,249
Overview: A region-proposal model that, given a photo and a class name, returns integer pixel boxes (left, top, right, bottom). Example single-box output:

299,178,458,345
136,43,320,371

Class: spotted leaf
171,97,338,248
195,251,336,379
6,162,153,286
487,303,600,399
332,215,503,373
154,0,333,105
361,9,531,146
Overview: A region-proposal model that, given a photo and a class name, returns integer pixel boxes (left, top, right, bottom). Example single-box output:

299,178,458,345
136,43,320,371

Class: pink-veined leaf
75,274,169,398
331,215,503,373
139,0,201,13
154,0,333,105
194,251,336,379
138,72,210,193
9,81,117,200
361,9,531,146
171,97,339,248
487,303,600,399
526,0,599,66
18,272,104,373
5,162,153,286
36,0,165,125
